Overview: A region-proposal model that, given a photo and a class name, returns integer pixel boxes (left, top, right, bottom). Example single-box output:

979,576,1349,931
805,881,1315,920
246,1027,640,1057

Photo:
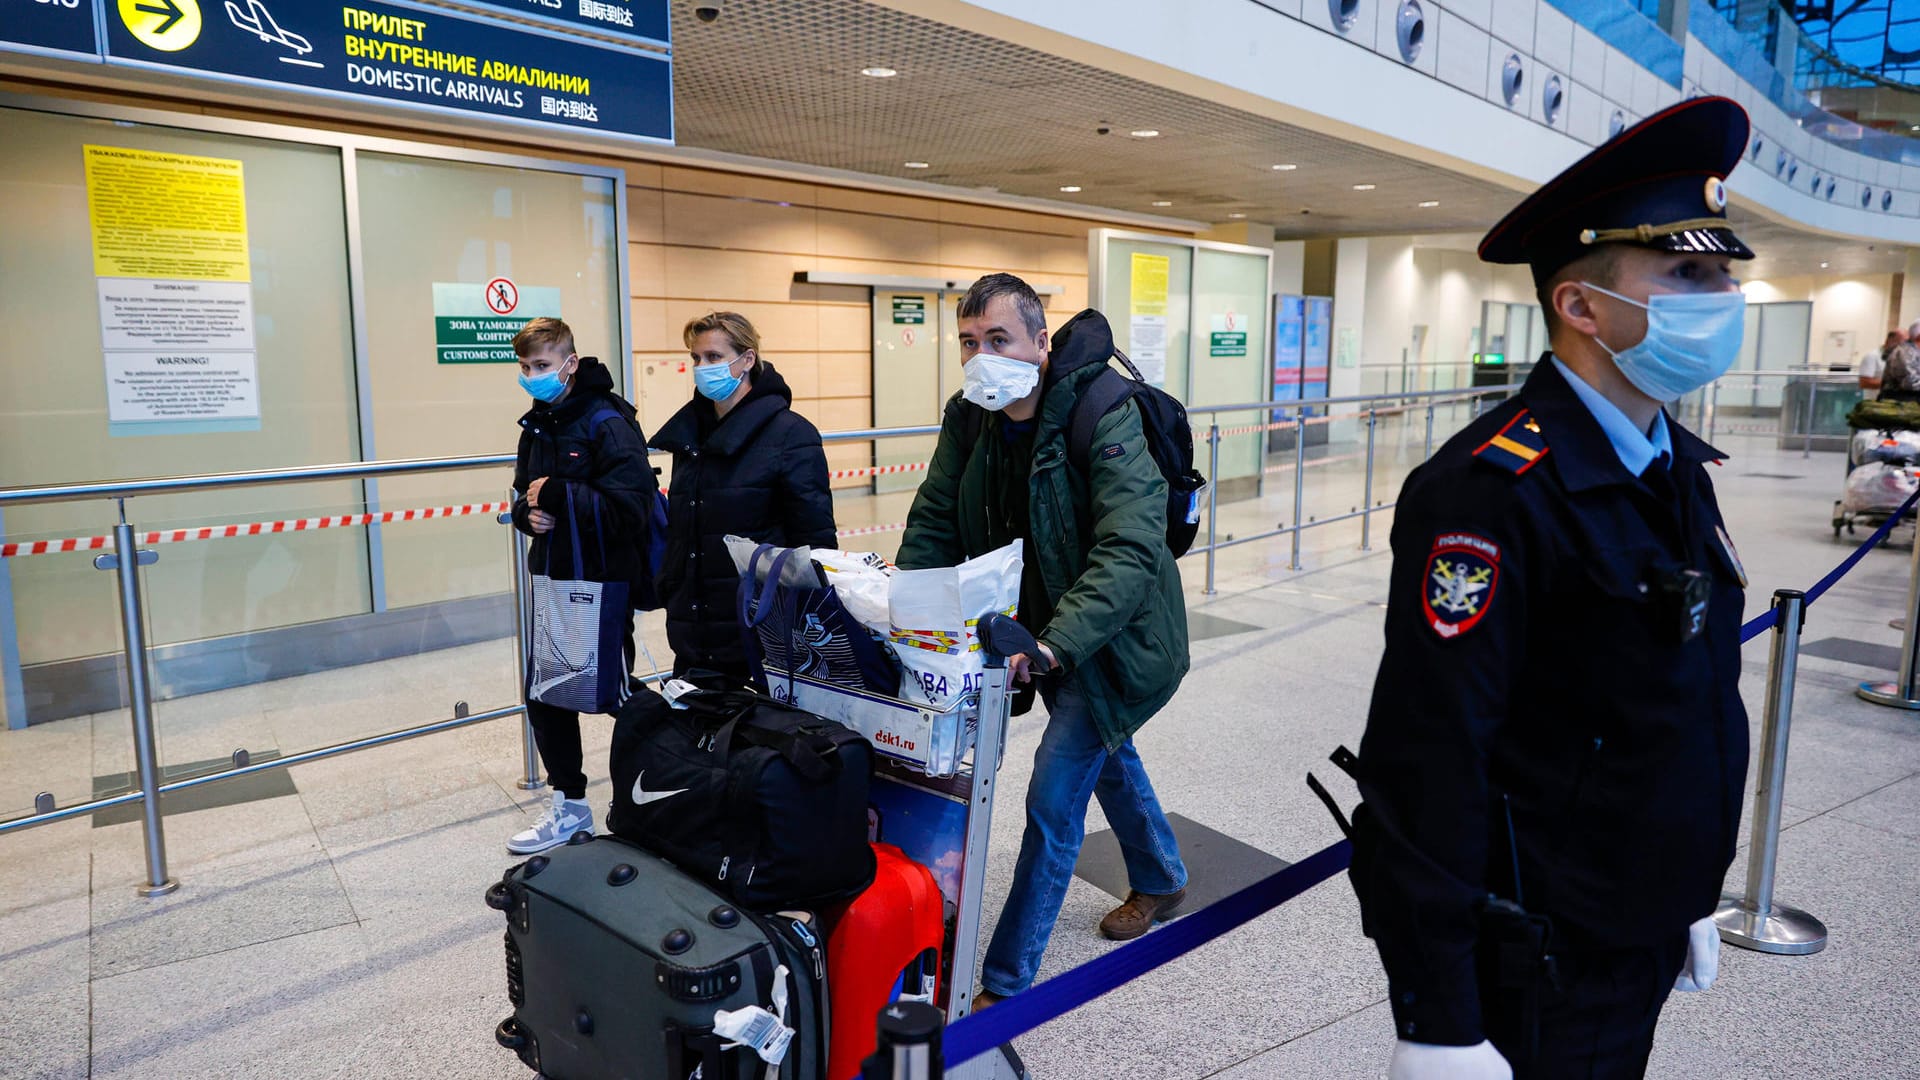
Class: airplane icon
225,0,313,55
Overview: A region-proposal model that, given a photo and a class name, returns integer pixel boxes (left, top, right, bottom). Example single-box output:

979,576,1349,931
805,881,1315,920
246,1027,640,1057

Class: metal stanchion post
1360,408,1377,551
95,500,176,897
1714,589,1826,954
1706,380,1719,444
1857,519,1920,710
1801,378,1817,459
1423,404,1435,461
502,496,546,790
1203,423,1220,596
869,1001,944,1080
1290,414,1307,571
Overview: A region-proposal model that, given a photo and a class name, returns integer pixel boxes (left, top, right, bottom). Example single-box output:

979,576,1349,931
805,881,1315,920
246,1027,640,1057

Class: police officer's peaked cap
1479,96,1754,284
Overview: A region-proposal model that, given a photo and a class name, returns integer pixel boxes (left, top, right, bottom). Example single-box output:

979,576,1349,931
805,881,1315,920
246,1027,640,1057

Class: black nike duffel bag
607,684,875,911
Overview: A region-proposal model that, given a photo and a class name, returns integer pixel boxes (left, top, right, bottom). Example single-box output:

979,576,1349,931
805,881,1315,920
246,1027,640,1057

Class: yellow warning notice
1130,252,1169,316
84,145,250,282
117,0,203,52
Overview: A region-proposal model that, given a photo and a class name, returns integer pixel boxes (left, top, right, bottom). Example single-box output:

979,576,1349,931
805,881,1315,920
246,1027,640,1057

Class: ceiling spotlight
1353,183,1377,191
1130,129,1161,138
1272,163,1298,171
903,161,929,169
1820,261,1830,268
1227,212,1248,218
860,66,898,78
1059,185,1082,193
1418,200,1440,207
1151,200,1173,207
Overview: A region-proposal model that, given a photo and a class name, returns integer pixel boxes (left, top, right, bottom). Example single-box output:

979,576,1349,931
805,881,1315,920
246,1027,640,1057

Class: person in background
1859,331,1895,391
895,273,1190,1012
649,312,836,679
1880,323,1920,401
506,317,659,854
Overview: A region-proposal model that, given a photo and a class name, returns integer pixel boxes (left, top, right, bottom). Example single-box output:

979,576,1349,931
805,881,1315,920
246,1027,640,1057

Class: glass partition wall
0,96,628,762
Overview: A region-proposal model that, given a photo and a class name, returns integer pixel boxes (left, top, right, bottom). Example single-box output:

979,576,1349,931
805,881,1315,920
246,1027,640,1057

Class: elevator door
871,290,958,493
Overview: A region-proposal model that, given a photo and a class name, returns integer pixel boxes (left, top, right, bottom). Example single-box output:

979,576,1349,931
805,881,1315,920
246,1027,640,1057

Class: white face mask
961,351,1041,411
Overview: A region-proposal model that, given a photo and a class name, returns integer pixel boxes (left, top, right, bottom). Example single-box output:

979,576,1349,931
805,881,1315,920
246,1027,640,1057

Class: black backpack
606,684,876,911
960,308,1206,556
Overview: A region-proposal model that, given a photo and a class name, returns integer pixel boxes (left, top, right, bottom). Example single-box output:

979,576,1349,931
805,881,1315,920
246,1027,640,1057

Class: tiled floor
3,423,1917,1078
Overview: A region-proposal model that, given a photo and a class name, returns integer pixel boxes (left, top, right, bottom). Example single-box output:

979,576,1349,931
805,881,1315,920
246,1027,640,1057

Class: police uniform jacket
1350,357,1749,1046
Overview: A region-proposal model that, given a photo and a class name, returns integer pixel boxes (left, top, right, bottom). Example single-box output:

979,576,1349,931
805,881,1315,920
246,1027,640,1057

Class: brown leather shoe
970,990,1003,1014
1099,887,1188,941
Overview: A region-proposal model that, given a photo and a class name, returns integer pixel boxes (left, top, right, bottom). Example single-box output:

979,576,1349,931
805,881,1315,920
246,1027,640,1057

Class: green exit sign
1473,352,1506,366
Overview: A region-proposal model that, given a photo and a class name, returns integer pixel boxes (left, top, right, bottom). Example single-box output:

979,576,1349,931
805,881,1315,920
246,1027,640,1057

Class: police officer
1348,97,1754,1079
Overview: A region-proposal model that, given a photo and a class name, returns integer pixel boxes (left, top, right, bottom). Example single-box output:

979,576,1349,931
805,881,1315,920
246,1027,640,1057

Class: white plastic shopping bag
888,541,1023,710
1843,462,1919,514
809,549,894,634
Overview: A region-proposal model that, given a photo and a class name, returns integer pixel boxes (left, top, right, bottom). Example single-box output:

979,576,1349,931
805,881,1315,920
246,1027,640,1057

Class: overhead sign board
455,0,670,49
4,1,674,144
1,0,103,59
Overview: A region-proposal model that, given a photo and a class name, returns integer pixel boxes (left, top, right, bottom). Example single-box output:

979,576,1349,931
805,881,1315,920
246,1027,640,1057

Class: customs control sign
101,2,672,143
434,280,561,363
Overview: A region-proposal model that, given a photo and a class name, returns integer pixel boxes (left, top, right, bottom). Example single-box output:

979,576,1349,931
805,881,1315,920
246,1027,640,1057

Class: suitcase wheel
495,1016,528,1050
484,881,514,912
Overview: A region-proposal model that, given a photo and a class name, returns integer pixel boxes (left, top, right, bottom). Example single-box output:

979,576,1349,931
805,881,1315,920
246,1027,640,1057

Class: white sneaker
507,792,594,855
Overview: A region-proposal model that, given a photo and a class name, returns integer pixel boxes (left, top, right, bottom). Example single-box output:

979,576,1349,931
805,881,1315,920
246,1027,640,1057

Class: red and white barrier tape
1,502,512,559
829,462,931,481
836,521,909,539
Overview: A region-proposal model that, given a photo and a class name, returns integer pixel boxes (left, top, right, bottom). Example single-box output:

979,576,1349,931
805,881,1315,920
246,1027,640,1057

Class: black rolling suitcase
487,833,828,1079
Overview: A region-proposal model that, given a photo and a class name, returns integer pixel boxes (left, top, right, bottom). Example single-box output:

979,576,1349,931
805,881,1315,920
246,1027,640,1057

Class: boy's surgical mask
1584,283,1746,402
961,352,1041,411
518,355,575,403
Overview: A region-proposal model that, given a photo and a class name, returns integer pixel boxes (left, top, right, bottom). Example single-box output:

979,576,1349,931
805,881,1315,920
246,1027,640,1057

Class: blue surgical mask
694,355,748,402
517,356,574,403
1584,283,1746,402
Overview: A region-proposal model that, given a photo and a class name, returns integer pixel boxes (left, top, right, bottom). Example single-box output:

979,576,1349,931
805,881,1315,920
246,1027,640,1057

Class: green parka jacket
894,317,1189,749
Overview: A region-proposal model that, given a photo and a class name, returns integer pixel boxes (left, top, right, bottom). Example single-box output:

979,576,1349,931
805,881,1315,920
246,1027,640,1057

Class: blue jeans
980,679,1187,996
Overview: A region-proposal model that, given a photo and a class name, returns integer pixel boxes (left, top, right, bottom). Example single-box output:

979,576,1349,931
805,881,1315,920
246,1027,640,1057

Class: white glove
1387,1039,1512,1080
1673,916,1721,992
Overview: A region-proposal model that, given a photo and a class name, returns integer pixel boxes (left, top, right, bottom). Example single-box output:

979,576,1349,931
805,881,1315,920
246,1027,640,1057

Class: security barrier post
1290,414,1307,571
1423,404,1435,461
503,496,545,790
870,1001,944,1080
1857,515,1920,710
1360,408,1378,551
96,500,177,897
1714,589,1826,954
1802,377,1817,459
1204,423,1220,595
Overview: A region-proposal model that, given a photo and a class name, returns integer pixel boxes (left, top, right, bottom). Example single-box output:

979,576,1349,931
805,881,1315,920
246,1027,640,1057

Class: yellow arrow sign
119,0,203,52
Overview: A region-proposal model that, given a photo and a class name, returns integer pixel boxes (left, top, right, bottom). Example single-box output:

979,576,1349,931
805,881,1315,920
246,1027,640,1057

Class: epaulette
1472,409,1550,475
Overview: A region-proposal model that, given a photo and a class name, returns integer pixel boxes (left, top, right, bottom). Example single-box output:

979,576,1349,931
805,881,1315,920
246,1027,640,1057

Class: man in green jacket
895,273,1191,1009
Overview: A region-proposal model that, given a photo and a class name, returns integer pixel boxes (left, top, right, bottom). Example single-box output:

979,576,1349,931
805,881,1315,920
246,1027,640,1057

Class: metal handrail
1185,385,1505,418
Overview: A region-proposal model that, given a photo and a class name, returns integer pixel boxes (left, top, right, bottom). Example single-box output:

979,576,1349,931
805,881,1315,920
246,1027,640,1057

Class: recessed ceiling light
1353,183,1377,191
1271,163,1298,171
1130,129,1161,138
1227,212,1248,218
1059,185,1082,193
860,67,898,78
903,161,929,169
1418,200,1441,207
1151,200,1173,207
1820,261,1830,268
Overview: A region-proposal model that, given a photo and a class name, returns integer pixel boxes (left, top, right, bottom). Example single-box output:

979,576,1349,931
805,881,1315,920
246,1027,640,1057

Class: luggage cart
1835,428,1920,540
761,621,1031,1080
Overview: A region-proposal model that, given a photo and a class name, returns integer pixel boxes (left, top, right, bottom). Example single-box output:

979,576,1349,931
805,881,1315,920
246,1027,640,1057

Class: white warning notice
97,278,256,350
104,352,261,423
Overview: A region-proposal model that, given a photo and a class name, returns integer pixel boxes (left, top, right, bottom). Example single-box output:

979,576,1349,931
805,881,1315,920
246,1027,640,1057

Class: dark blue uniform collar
1520,355,1725,493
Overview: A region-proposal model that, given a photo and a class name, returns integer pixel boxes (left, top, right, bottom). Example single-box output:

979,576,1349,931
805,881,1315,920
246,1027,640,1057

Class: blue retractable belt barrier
940,840,1353,1070
1737,487,1920,644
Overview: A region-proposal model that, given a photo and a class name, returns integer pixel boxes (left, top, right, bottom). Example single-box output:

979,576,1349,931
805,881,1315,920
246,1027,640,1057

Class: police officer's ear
1549,278,1604,341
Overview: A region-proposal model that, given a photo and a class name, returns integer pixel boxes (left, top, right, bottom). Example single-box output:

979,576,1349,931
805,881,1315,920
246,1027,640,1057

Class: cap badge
1704,176,1728,212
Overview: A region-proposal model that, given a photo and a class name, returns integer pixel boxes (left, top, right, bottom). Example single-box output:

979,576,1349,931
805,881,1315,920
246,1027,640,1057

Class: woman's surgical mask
1585,282,1746,402
694,353,749,402
517,356,575,403
961,352,1041,411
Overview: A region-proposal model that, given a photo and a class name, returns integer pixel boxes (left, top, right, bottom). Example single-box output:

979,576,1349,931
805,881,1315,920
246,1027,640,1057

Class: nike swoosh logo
631,771,689,807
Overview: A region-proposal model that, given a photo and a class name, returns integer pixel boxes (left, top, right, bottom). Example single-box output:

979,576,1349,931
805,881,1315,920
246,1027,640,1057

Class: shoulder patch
1422,533,1501,639
1099,443,1126,460
1472,409,1550,475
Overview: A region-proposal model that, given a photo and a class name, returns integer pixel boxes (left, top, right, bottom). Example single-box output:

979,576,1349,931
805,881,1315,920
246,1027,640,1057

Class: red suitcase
824,843,946,1080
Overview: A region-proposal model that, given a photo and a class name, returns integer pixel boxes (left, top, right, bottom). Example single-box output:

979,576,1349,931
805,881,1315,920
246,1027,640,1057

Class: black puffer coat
510,356,658,597
649,362,837,677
